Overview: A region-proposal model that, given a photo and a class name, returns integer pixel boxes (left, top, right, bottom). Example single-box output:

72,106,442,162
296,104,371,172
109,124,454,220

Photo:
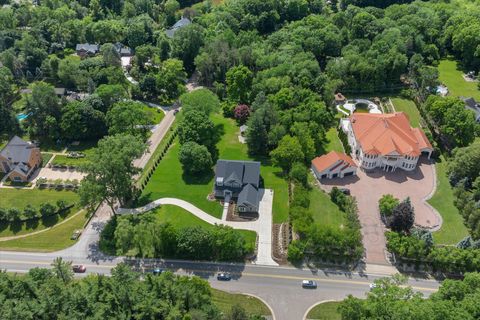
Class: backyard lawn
139,113,290,223
51,140,97,167
309,176,346,229
429,156,468,244
0,189,79,210
390,98,422,128
0,209,88,251
142,104,165,124
438,59,480,100
211,288,271,317
41,153,53,166
324,127,344,153
307,301,341,320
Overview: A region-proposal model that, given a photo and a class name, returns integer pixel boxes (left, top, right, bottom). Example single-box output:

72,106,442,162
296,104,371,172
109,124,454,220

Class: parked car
302,280,317,289
71,230,82,240
152,268,164,275
72,265,86,273
217,272,232,281
173,109,179,115
339,188,351,195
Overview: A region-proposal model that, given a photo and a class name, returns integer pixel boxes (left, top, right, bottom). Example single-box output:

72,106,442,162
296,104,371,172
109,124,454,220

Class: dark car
339,188,351,195
217,272,232,281
302,280,317,289
72,265,86,273
152,268,164,275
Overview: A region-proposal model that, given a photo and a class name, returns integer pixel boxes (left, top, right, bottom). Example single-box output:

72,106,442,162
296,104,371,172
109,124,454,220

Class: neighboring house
114,42,134,57
0,136,42,182
311,151,357,179
165,17,191,38
462,97,480,122
20,87,66,97
214,160,261,213
75,43,100,57
341,112,433,172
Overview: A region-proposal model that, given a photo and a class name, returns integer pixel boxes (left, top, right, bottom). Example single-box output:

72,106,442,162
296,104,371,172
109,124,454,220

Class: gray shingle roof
165,17,191,38
75,43,99,54
464,97,479,109
0,136,33,164
238,183,259,209
215,160,260,187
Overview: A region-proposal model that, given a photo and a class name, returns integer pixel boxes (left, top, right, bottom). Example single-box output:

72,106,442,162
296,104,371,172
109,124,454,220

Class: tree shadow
41,214,59,227
8,221,23,234
213,123,225,145
25,218,39,230
182,169,214,185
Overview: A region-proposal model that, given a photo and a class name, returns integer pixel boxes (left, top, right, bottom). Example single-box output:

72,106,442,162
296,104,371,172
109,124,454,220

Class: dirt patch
272,223,290,264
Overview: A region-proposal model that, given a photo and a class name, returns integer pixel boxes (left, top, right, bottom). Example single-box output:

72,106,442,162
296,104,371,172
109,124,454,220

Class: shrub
233,104,251,124
290,162,308,186
287,240,305,262
390,198,415,232
379,194,399,216
291,185,310,208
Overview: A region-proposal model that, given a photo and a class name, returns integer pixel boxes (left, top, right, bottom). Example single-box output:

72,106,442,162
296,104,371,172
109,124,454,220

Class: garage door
344,171,354,177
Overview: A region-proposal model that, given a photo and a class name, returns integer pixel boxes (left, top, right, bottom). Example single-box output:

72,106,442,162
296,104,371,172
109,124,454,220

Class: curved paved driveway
320,158,440,265
118,190,278,266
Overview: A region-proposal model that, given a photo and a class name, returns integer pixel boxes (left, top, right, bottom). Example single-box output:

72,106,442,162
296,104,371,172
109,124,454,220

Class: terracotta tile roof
311,151,357,173
349,112,432,157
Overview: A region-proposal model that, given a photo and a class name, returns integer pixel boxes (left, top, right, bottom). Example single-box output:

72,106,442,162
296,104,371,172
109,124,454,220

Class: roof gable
311,151,357,173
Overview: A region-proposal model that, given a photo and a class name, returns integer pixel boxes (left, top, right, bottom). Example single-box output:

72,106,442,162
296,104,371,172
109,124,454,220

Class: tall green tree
270,135,304,172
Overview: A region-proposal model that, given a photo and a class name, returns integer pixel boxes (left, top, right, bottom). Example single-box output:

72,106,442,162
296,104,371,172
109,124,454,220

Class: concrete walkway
118,191,278,266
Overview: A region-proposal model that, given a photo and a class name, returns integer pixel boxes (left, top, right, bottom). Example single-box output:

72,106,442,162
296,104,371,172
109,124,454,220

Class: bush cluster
0,200,72,223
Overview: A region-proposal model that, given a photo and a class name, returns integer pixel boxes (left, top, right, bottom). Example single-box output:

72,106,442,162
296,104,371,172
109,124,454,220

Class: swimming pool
16,113,29,121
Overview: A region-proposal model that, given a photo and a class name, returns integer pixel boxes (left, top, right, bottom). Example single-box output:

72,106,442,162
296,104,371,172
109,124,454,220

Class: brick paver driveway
320,158,440,265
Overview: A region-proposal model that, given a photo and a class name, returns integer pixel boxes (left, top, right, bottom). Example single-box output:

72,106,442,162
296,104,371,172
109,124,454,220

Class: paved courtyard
320,158,440,265
33,168,86,182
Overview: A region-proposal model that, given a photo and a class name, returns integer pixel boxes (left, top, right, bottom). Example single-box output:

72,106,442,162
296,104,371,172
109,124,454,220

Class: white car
302,280,317,289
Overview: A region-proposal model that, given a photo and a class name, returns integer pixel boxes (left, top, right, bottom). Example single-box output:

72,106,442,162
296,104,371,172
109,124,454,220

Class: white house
341,112,433,172
311,151,357,179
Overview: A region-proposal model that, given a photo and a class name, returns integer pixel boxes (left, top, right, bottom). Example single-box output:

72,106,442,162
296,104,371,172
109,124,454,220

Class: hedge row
0,201,74,223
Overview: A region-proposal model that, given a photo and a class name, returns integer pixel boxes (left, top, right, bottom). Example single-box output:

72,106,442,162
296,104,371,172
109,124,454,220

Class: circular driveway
320,158,440,265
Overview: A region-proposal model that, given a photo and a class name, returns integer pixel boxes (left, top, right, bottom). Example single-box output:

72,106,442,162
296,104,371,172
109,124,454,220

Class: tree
155,59,187,104
246,111,269,156
179,142,213,175
290,162,308,186
379,194,400,216
179,88,220,115
390,198,415,233
171,24,205,73
95,84,128,111
226,65,253,104
61,101,107,141
79,134,146,213
24,82,61,139
178,110,216,149
234,104,251,124
101,43,121,66
106,101,152,138
58,56,81,89
270,136,304,173
51,257,73,283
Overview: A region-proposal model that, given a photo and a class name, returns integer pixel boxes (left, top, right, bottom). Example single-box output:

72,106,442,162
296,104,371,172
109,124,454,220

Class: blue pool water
16,113,29,121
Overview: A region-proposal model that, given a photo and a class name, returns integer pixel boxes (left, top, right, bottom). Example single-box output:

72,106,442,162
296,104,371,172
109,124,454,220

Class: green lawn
324,127,344,153
151,204,256,252
307,301,341,320
41,153,53,166
139,113,289,223
438,59,480,100
309,176,346,229
51,140,97,167
391,97,422,128
429,156,468,244
0,189,79,210
143,105,165,124
211,288,271,317
0,209,88,252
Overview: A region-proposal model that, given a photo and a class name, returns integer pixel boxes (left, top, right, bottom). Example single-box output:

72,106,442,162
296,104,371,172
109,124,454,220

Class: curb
241,293,276,320
303,300,339,320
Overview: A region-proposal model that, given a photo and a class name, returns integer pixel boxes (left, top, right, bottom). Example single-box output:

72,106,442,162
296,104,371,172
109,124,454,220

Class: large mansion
0,136,42,182
341,112,433,172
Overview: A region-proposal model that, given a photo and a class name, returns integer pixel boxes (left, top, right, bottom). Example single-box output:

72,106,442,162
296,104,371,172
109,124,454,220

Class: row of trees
339,272,480,320
100,211,253,261
0,261,265,320
0,200,72,223
288,186,363,264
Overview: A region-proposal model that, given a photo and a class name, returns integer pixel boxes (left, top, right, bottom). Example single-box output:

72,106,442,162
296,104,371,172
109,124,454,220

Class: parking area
320,158,440,265
33,168,86,182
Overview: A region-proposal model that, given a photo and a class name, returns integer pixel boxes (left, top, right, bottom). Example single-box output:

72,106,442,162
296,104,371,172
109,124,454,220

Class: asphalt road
0,251,441,320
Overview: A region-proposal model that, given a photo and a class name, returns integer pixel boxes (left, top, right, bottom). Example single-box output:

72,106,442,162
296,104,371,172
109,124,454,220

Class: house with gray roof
165,17,191,38
75,43,100,57
0,136,42,182
462,97,480,122
214,159,261,213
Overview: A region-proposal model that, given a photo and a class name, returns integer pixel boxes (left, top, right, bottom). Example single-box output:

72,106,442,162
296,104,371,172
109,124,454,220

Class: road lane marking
0,259,438,292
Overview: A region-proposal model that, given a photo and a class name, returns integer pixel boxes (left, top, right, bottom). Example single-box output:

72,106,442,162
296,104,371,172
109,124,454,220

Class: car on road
71,230,82,240
152,268,164,275
72,265,86,273
339,188,351,195
217,272,232,281
173,109,179,115
302,280,317,289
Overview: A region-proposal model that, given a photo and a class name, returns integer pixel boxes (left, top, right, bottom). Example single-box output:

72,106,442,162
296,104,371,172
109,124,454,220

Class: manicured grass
391,97,422,128
142,105,165,124
309,176,346,229
41,153,53,166
140,113,290,223
429,156,468,244
212,114,289,223
0,209,88,252
151,205,256,248
324,127,344,153
438,59,480,100
211,288,271,316
51,141,97,167
0,189,79,210
307,301,341,320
